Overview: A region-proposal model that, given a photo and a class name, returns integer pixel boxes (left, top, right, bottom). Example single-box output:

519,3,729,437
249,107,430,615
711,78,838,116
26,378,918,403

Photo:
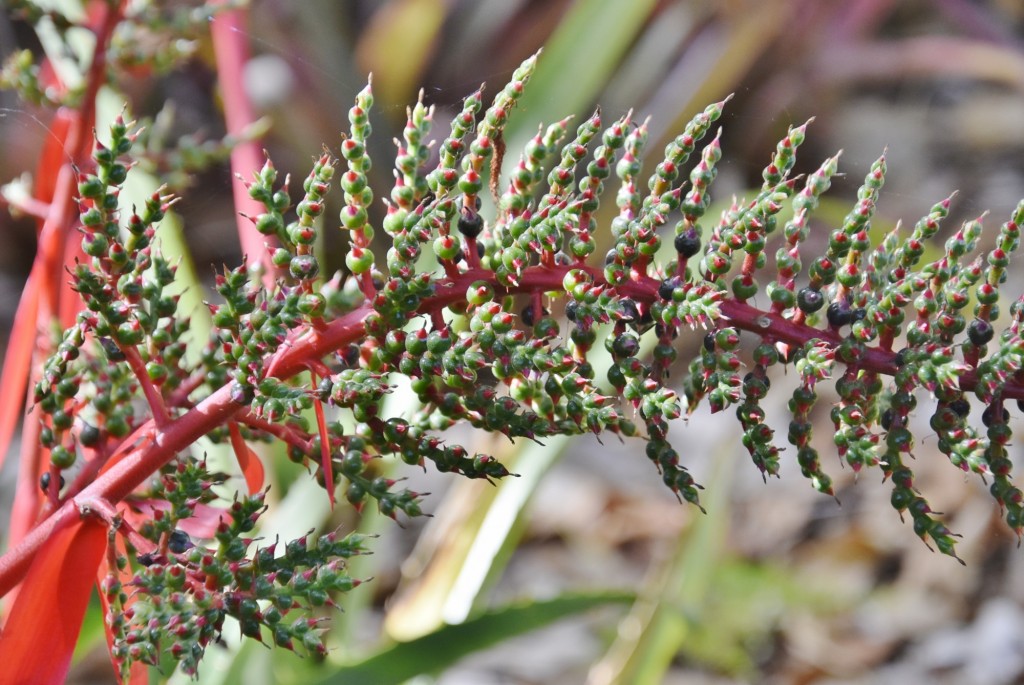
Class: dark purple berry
658,277,680,301
949,399,970,417
99,337,126,361
79,423,100,447
703,332,716,352
136,551,160,566
674,229,701,258
341,344,361,366
618,299,639,322
654,323,678,340
39,472,65,492
521,304,537,327
457,207,484,238
967,319,994,346
894,348,910,368
168,529,194,554
230,381,255,405
982,405,1010,427
317,376,334,401
880,408,894,430
796,287,824,313
612,334,640,358
565,301,579,322
826,302,853,328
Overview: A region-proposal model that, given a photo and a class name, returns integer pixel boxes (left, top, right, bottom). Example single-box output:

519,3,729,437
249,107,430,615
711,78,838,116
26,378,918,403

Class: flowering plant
1,2,1022,682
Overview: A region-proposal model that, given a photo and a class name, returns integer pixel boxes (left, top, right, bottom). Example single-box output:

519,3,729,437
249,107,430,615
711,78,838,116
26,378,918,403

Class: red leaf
0,275,41,473
313,395,335,508
210,7,278,287
0,517,107,684
32,109,72,206
228,421,264,494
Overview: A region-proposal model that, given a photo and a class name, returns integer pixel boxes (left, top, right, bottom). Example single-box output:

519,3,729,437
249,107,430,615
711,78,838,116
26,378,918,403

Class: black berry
618,299,639,322
674,229,701,258
796,287,824,313
967,319,994,346
99,337,126,361
39,472,65,492
612,334,640,358
949,399,970,417
658,277,680,302
880,408,894,430
457,207,484,238
826,302,853,328
168,529,194,554
982,405,1010,427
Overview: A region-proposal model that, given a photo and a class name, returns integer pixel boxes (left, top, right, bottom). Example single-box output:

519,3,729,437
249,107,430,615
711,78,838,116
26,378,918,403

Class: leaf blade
0,517,107,684
320,591,634,685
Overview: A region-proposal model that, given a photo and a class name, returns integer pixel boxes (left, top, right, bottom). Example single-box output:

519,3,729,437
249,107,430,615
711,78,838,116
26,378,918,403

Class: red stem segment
0,264,1016,595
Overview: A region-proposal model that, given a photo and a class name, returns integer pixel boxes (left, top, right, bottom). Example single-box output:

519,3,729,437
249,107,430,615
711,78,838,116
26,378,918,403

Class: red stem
121,346,170,428
0,263,1019,595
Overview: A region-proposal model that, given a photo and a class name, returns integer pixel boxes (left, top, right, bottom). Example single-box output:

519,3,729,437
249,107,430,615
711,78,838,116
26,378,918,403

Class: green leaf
319,591,634,684
508,0,660,144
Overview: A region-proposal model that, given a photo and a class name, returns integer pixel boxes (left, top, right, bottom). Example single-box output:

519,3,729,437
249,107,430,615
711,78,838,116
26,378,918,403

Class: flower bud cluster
498,117,571,228
35,117,187,473
340,83,377,283
105,455,368,677
686,328,742,414
0,47,63,107
737,344,781,477
491,109,598,284
564,113,632,265
788,341,835,496
30,48,1024,679
776,154,838,318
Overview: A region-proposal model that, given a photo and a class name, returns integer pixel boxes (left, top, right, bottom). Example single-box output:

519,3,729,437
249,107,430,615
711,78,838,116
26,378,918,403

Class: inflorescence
25,50,1024,673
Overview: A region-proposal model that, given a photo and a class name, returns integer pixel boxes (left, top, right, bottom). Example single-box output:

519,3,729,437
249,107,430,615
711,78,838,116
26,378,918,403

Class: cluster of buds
104,456,367,678
20,47,1024,676
35,117,185,482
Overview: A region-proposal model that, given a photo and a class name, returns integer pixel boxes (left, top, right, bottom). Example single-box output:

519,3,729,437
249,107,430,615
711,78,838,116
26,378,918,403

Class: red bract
229,420,266,495
0,517,107,684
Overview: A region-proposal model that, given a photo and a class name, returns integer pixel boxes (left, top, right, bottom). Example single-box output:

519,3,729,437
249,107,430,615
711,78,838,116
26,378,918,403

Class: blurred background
4,0,1024,683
